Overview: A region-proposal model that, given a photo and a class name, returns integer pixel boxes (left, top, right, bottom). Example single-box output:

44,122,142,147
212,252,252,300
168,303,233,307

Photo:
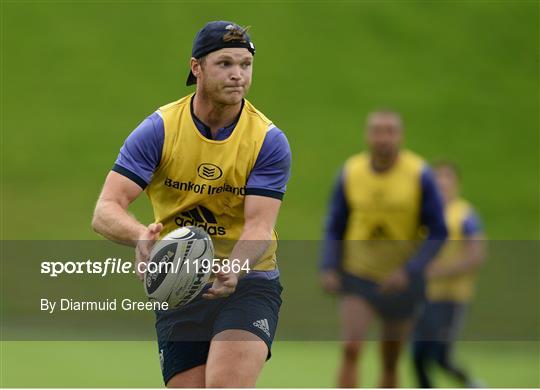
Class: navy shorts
412,301,467,343
341,272,425,321
155,276,282,384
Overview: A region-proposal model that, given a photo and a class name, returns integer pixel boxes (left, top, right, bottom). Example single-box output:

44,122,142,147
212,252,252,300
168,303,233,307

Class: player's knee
342,341,361,361
205,375,228,388
382,361,399,373
166,369,205,388
206,377,243,388
381,347,402,372
206,367,255,388
381,355,401,372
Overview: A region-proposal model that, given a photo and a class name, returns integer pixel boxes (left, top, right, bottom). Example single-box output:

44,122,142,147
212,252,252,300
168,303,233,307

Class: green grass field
1,341,538,387
1,0,538,387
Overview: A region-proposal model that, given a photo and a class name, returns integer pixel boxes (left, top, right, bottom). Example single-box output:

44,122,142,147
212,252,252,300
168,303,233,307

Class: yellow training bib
146,94,277,271
342,150,425,281
428,198,478,303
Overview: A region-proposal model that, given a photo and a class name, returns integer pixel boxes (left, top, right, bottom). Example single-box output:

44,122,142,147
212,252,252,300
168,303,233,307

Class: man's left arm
405,167,448,277
380,166,448,293
203,195,283,299
203,125,291,299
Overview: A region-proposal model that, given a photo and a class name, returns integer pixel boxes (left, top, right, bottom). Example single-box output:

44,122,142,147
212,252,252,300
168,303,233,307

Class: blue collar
190,95,244,141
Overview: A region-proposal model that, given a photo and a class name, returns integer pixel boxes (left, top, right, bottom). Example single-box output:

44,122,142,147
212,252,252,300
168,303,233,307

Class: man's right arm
92,171,163,280
92,111,165,278
92,111,164,243
91,171,147,246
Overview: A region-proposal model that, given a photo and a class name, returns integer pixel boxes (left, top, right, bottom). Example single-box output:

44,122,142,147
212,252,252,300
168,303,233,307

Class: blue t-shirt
113,98,291,200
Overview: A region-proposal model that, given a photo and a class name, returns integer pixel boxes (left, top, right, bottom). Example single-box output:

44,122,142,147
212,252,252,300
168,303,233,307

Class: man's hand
379,268,409,294
202,271,239,300
135,223,163,280
320,270,341,294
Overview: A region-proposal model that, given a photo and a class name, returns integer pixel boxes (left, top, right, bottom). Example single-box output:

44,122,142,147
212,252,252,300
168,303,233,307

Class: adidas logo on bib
253,318,271,337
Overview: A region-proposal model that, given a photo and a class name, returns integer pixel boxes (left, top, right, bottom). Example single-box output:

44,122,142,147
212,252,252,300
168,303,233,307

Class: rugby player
319,110,447,387
92,21,291,388
412,161,486,388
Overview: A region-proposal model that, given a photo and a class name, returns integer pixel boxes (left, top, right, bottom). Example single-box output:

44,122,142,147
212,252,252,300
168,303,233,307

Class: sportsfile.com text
40,258,250,278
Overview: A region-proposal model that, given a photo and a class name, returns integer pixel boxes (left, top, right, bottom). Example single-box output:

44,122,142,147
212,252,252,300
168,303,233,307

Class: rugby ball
144,226,214,308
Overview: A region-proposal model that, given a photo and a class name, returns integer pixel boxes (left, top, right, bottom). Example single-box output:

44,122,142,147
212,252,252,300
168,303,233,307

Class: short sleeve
112,111,164,189
245,125,292,200
463,210,483,237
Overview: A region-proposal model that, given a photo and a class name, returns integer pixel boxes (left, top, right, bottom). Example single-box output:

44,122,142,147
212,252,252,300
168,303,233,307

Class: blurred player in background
92,21,291,388
412,161,486,388
319,110,447,387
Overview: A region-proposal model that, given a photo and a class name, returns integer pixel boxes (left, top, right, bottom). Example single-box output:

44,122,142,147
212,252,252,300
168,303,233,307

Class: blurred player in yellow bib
319,111,447,387
92,21,291,388
412,161,486,388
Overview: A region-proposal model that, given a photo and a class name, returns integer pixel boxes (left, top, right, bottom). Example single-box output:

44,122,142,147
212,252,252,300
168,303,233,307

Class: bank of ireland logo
197,163,223,180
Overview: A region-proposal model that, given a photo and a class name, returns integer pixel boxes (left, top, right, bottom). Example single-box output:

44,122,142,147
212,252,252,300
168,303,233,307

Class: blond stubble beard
198,73,250,106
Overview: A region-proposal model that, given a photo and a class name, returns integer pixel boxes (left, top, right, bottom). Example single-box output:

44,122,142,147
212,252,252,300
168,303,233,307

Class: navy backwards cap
186,21,255,86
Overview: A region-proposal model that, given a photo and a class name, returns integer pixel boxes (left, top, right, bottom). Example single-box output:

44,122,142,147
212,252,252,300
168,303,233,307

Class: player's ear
191,56,207,78
189,57,199,76
190,57,199,77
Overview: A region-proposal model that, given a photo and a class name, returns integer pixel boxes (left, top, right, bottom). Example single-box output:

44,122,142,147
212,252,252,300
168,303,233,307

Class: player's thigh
206,329,268,388
339,294,375,341
166,364,206,388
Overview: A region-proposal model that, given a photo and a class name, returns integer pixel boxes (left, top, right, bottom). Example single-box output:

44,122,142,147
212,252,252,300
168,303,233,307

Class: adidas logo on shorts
253,318,271,337
159,349,164,370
